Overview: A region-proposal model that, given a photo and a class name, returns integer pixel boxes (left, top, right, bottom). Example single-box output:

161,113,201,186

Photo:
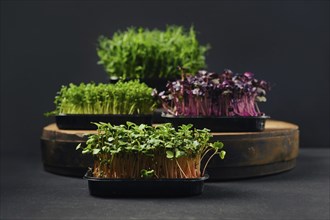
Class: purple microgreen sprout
155,68,270,117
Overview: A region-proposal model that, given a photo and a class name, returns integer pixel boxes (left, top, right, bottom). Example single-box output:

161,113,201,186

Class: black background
0,0,329,157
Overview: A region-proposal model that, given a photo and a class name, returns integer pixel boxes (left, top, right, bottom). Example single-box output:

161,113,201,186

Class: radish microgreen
155,69,270,117
77,122,226,179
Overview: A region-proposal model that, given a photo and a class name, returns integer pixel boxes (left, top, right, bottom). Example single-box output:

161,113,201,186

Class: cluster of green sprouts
77,122,225,179
97,25,209,79
47,80,157,115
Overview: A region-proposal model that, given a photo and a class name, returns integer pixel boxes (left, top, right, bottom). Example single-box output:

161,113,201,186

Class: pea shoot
97,25,209,79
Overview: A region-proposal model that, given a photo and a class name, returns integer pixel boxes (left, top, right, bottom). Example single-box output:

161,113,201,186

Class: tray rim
84,171,209,182
161,114,270,119
56,114,153,117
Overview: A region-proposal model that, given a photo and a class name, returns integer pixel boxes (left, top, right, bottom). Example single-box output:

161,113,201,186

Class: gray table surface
1,148,329,220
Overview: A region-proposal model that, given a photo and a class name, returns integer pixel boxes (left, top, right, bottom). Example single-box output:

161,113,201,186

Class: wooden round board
208,120,299,180
40,120,299,179
40,124,95,177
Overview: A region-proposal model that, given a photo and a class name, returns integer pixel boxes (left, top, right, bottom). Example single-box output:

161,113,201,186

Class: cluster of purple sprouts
154,69,270,117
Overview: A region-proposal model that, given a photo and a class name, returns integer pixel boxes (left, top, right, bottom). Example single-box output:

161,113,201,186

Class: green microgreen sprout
77,122,226,179
45,80,157,116
97,25,210,79
140,169,156,179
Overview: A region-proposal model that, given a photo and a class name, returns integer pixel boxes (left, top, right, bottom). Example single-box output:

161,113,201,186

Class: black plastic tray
55,114,153,130
84,171,208,197
161,115,270,132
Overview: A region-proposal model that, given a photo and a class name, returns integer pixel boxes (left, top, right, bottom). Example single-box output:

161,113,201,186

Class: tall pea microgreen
97,25,209,79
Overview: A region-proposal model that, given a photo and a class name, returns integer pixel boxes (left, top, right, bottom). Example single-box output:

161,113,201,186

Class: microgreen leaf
175,149,183,158
140,169,155,178
213,141,224,150
220,150,226,159
82,149,90,154
166,151,174,159
76,143,82,150
92,149,101,155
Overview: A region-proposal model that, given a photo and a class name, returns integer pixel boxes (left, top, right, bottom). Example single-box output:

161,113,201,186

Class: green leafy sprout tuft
46,80,157,115
77,122,226,179
97,25,210,79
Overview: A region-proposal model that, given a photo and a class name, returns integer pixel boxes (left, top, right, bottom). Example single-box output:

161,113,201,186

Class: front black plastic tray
55,114,153,130
161,115,270,132
84,171,208,197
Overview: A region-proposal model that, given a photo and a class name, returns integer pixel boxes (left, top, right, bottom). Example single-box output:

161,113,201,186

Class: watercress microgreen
46,80,157,115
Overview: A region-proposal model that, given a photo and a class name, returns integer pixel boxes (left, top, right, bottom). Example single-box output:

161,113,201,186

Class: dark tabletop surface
1,148,329,220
